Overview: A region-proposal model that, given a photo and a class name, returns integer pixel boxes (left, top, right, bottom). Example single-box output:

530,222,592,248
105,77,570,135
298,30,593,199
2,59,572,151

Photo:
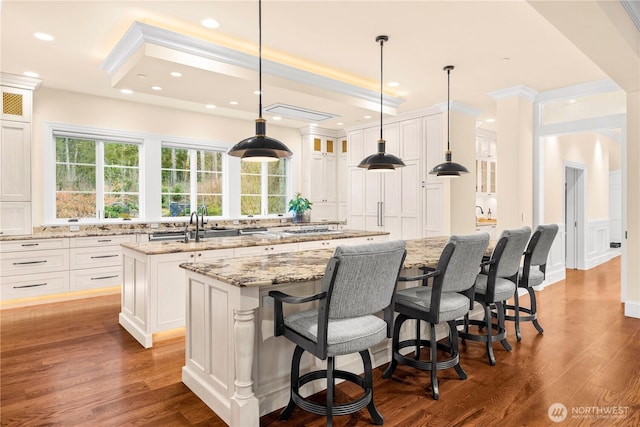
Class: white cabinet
347,117,429,240
0,238,70,300
1,78,39,236
69,235,135,291
476,132,497,195
301,128,343,221
234,242,299,257
337,137,349,221
120,246,236,348
0,120,31,202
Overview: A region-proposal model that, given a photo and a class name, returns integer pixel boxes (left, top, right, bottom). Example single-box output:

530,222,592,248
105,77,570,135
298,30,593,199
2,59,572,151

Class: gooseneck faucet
190,212,201,242
475,205,484,215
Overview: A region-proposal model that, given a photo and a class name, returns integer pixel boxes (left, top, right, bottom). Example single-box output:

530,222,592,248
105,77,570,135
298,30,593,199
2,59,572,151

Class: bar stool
269,241,406,426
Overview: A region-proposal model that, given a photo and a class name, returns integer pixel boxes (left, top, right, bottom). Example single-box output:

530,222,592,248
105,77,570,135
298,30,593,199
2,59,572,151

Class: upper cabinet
0,74,40,235
475,130,497,195
300,128,345,222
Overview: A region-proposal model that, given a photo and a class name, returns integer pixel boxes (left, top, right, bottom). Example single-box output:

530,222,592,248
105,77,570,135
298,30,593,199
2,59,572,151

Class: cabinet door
0,202,31,236
1,86,32,122
400,118,422,160
0,120,31,201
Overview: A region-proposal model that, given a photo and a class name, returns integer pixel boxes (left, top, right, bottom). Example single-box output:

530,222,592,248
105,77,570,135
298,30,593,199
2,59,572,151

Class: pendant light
227,0,292,162
429,65,469,177
358,35,405,171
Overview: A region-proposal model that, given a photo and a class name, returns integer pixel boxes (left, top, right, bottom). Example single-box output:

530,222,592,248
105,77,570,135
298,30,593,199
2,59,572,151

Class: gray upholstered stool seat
395,288,470,322
270,240,406,426
474,274,516,302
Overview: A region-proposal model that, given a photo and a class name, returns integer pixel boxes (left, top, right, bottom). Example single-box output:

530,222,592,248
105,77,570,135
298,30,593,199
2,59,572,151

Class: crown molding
100,22,404,110
621,0,640,31
0,73,42,90
435,101,482,116
488,85,538,102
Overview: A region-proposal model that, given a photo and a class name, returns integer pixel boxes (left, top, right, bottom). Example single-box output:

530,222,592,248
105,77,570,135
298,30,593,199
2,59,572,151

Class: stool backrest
437,233,490,294
529,224,559,267
325,240,406,319
493,227,532,278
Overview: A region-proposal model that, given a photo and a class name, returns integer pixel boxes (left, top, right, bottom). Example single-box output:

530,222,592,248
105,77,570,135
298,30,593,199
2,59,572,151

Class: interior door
565,167,580,269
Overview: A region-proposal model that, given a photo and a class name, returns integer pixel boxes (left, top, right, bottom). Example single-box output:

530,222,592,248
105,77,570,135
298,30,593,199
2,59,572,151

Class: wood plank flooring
2,256,639,426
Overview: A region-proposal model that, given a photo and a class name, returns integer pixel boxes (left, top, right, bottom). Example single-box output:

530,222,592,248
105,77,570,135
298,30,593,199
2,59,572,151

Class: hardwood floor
2,256,639,426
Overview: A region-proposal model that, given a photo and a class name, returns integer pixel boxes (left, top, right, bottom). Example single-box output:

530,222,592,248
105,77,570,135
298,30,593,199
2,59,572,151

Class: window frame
160,141,227,220
239,159,291,218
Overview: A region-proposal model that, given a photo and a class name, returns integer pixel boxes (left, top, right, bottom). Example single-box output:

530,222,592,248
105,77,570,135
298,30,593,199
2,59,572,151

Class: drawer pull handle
21,243,40,247
14,283,46,289
97,239,112,243
13,260,47,265
90,255,118,259
91,275,118,281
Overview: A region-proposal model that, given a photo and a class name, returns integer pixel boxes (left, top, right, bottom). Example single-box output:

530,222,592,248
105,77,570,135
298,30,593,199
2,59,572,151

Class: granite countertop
180,236,463,287
0,220,343,242
121,229,389,255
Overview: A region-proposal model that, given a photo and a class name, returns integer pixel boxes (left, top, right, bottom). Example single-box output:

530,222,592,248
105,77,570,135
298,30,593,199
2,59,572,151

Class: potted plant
288,193,312,223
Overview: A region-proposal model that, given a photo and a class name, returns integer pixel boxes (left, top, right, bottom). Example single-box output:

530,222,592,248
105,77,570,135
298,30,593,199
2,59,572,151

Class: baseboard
624,300,640,319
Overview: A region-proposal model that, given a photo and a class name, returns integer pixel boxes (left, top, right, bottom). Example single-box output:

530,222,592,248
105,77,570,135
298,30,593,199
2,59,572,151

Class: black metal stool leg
428,322,440,400
513,288,522,341
529,287,544,334
361,350,384,425
280,345,304,420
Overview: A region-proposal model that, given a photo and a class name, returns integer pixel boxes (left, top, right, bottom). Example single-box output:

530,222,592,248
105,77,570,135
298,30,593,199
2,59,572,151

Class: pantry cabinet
347,114,440,240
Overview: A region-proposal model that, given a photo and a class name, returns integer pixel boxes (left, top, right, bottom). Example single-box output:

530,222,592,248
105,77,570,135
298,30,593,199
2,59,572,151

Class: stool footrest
293,369,371,417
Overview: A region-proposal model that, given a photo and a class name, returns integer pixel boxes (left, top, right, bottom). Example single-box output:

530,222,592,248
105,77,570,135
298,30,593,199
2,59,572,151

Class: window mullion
261,163,268,216
190,149,198,214
96,140,105,220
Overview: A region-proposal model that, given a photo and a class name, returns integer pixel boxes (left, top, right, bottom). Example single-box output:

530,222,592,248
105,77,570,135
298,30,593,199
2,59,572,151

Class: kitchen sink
148,228,239,242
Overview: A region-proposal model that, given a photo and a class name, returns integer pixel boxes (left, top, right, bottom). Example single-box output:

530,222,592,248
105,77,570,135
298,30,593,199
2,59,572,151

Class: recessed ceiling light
310,123,318,127
364,115,372,119
501,57,511,62
388,82,400,87
151,86,162,91
229,101,239,105
23,71,39,78
170,71,182,78
202,18,220,29
34,32,54,41
206,104,216,109
136,73,147,79
336,122,344,126
272,116,282,121
120,89,133,94
253,90,261,95
568,99,577,103
485,118,496,123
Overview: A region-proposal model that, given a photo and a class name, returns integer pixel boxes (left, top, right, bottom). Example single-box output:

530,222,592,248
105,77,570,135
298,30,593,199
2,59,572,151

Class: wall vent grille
2,92,23,116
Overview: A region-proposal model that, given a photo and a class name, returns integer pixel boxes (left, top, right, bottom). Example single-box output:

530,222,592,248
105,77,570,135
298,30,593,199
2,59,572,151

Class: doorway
564,164,585,270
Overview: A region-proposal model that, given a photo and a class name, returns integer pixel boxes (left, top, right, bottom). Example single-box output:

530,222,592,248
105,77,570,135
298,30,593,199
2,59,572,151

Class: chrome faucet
189,211,201,242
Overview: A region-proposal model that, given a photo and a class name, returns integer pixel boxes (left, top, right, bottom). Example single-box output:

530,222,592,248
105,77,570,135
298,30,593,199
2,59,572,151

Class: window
240,159,288,216
161,146,223,218
55,136,139,220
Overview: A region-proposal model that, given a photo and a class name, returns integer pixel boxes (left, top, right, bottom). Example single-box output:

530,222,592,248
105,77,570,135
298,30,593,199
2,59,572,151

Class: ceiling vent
264,103,338,122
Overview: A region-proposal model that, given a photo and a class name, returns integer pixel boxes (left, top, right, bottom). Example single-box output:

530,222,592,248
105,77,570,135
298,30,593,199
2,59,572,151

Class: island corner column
230,285,261,427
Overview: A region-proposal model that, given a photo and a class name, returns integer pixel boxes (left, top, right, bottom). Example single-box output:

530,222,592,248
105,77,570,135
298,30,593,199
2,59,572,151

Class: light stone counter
120,229,388,256
179,237,452,287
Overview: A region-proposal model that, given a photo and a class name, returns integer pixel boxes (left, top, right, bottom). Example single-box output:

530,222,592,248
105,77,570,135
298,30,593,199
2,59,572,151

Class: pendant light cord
258,0,263,120
379,37,384,141
446,67,450,151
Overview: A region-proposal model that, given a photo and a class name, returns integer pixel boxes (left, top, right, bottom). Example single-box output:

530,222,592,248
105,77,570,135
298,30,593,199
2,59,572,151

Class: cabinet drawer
298,240,338,251
0,249,69,276
1,271,69,300
70,246,121,269
234,243,298,257
69,266,122,291
69,234,135,248
0,238,69,253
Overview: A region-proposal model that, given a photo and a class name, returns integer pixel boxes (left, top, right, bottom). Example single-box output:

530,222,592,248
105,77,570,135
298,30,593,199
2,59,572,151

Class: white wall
31,87,302,225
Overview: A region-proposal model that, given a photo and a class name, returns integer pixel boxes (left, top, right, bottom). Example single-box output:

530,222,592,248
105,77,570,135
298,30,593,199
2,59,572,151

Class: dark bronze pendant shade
429,65,469,177
227,0,292,162
358,35,405,171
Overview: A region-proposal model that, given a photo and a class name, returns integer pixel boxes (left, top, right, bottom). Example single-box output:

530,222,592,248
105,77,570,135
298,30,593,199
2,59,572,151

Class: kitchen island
179,237,478,427
119,229,389,347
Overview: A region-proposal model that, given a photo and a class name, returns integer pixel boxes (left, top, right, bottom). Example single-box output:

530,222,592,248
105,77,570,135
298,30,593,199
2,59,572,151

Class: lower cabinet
69,235,135,291
0,238,70,301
